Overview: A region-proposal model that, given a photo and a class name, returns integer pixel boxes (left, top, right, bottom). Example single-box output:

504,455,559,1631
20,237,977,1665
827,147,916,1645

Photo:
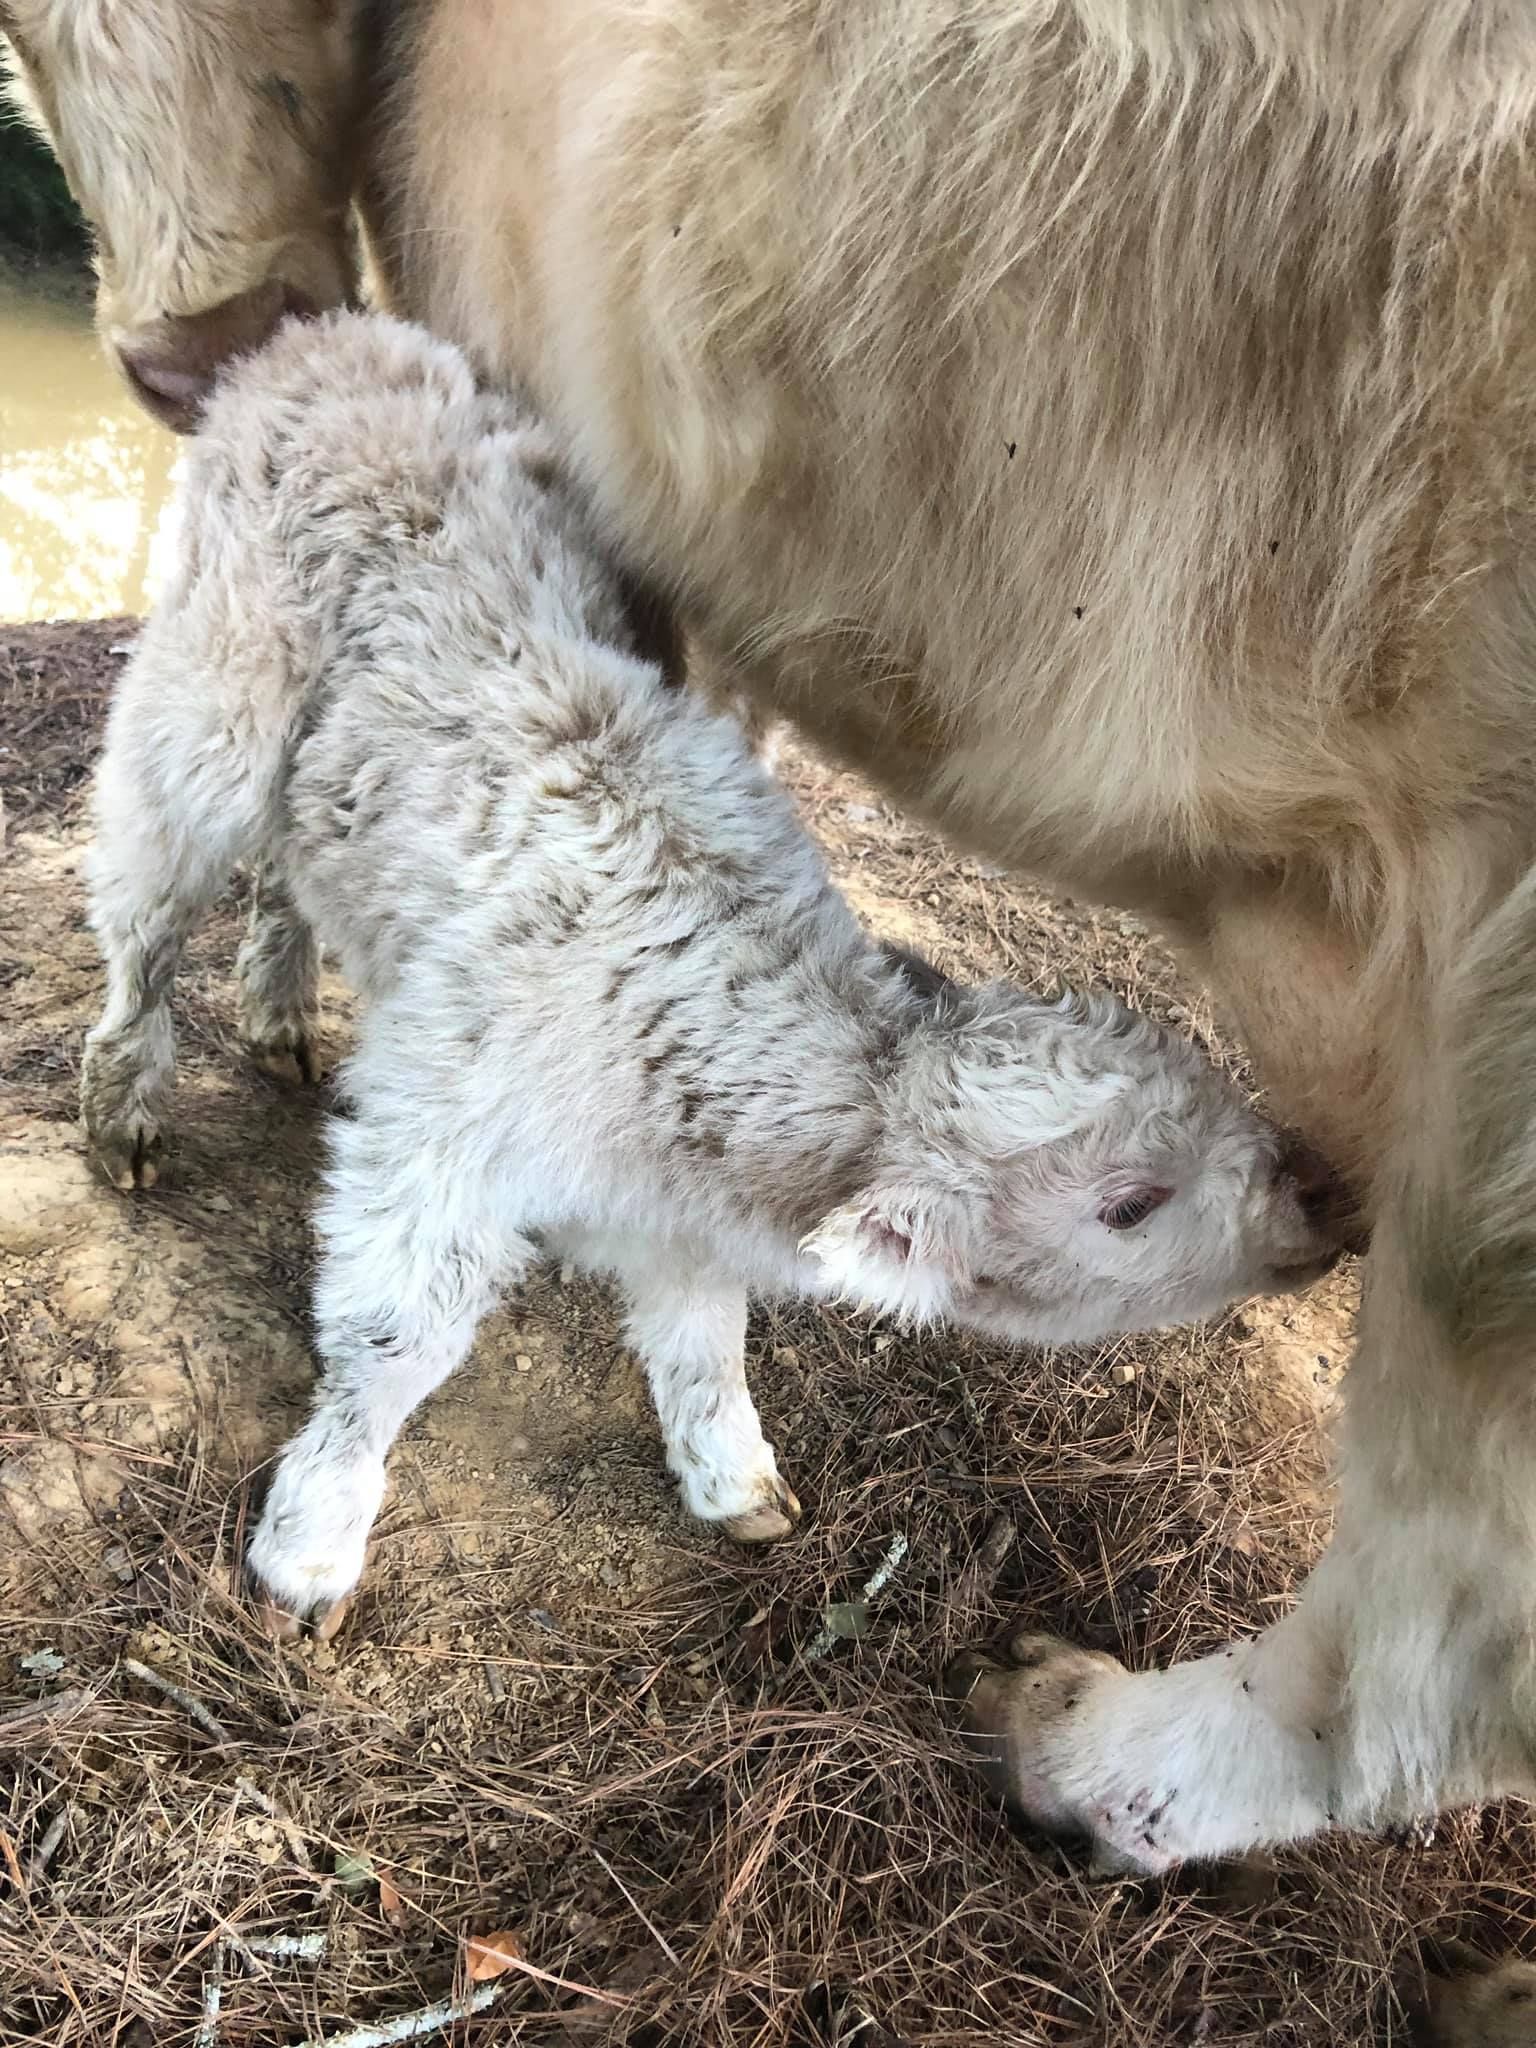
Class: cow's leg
952,866,1536,1867
236,860,321,1083
950,1612,1338,1873
953,1312,1536,1865
953,1407,1533,1868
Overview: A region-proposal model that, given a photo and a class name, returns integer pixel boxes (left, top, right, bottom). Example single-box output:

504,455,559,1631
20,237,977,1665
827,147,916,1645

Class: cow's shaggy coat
11,0,1536,1871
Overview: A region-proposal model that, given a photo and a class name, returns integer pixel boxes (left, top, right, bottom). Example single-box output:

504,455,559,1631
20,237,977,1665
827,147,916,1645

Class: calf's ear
800,1184,970,1312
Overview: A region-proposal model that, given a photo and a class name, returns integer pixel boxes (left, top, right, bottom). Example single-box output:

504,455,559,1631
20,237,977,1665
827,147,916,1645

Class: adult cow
7,0,1536,1877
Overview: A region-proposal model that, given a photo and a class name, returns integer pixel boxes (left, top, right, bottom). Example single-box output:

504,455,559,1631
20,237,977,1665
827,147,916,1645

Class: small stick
954,1512,1015,1613
194,1940,225,2048
0,1687,91,1741
801,1532,910,1665
243,1933,328,1962
289,1981,504,2047
974,1511,1015,1575
482,1660,506,1703
121,1658,232,1746
0,1827,28,1899
583,1844,680,1969
948,1366,984,1432
197,1929,328,1985
859,1530,909,1602
476,1953,632,2010
27,1803,73,1882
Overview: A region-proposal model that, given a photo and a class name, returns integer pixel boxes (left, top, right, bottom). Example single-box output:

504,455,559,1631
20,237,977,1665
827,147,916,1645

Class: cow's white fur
19,0,1536,1875
0,0,360,403
80,312,1333,1630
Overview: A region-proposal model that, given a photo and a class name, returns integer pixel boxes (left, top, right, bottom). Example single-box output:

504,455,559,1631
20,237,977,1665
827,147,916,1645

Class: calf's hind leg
82,732,260,1187
81,854,200,1189
237,860,321,1082
81,624,301,1186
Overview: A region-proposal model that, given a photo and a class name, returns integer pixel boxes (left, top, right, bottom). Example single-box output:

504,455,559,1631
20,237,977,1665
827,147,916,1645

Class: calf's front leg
247,1062,523,1635
557,1230,801,1542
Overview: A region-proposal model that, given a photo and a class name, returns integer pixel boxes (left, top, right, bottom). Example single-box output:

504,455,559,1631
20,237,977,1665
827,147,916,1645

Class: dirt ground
1,619,1532,2048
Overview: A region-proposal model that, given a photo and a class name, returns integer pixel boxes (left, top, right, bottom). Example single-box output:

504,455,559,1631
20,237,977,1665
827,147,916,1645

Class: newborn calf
80,312,1342,1635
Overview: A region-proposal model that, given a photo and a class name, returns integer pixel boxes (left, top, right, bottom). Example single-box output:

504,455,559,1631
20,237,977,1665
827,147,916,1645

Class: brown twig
0,1687,92,1742
953,1511,1015,1615
120,1657,232,1746
27,1803,74,1883
0,1827,28,1900
235,1776,313,1872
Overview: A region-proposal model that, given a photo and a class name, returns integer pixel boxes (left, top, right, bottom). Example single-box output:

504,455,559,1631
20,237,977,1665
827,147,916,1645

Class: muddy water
0,278,180,623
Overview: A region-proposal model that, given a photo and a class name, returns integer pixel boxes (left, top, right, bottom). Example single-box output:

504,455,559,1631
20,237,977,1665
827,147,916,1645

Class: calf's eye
1098,1186,1172,1231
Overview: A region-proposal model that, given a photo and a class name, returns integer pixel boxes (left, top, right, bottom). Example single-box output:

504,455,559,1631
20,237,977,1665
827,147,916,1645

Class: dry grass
3,623,1536,2048
0,617,126,830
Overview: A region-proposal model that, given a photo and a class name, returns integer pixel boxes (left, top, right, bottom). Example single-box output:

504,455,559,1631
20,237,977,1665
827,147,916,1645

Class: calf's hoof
246,1030,321,1086
256,1588,353,1643
86,1118,166,1190
721,1475,803,1545
245,1440,384,1636
80,1045,170,1189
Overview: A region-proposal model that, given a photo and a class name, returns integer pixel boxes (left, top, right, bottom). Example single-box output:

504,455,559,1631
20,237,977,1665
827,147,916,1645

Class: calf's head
803,986,1347,1344
2,0,360,429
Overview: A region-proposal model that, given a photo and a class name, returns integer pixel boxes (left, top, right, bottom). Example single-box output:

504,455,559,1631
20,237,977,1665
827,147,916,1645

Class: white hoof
686,1462,802,1543
246,1432,385,1632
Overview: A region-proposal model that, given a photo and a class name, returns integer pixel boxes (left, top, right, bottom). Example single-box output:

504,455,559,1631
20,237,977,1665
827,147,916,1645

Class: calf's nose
115,280,318,433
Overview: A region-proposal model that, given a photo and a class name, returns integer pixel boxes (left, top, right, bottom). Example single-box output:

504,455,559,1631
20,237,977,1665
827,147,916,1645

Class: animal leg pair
82,733,318,1187
246,1112,798,1634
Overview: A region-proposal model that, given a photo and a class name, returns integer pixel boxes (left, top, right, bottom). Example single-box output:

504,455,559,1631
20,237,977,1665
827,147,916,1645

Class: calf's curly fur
79,313,1331,1636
